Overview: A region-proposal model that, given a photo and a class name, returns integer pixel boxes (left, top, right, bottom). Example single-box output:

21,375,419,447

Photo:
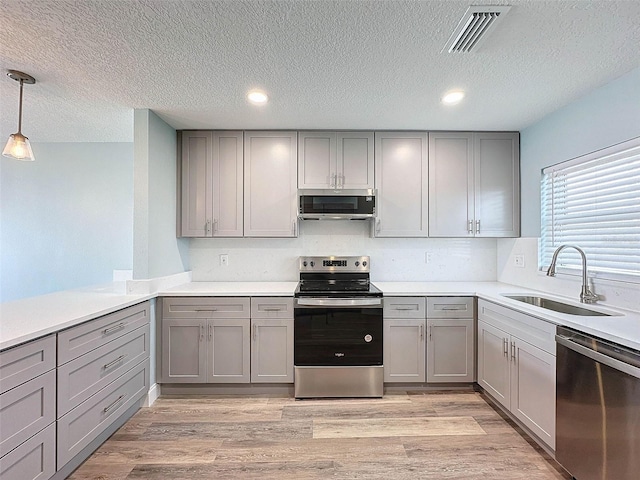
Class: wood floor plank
282,401,437,420
140,419,313,441
79,439,222,465
313,416,486,439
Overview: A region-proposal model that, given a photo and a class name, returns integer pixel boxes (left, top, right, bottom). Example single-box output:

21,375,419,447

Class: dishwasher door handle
556,334,640,380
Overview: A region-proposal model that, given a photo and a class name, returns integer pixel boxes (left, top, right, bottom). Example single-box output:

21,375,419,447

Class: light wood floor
69,390,571,479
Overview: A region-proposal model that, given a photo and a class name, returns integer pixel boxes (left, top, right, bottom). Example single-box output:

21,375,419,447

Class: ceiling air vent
443,5,511,53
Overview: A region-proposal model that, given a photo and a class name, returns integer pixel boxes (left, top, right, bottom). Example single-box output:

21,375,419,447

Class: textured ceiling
1,0,639,143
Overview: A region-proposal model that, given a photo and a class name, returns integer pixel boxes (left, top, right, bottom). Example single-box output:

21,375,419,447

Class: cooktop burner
295,256,382,298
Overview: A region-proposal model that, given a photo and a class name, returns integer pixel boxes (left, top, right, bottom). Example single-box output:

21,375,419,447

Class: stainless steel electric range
293,256,383,398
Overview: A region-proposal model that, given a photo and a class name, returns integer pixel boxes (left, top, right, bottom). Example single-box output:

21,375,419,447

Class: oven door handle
295,298,382,307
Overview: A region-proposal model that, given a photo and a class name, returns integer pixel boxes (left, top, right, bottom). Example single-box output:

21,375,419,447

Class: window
540,136,640,282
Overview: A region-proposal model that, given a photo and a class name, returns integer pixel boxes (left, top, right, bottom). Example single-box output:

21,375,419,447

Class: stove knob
355,261,360,267
362,261,367,267
364,334,373,343
310,261,315,267
303,261,308,267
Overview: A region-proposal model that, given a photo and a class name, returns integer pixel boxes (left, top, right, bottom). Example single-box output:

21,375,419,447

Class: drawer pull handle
394,306,416,311
503,338,508,357
440,306,465,310
511,341,516,361
103,354,128,370
103,323,126,335
262,307,282,311
103,394,125,414
195,308,217,312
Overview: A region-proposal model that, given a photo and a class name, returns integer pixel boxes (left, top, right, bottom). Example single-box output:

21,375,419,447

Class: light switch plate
514,254,525,268
220,254,229,266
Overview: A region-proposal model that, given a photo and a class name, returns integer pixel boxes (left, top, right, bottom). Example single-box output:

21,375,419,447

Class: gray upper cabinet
180,130,244,237
244,131,298,237
473,133,520,237
374,132,428,237
298,131,374,189
429,132,520,237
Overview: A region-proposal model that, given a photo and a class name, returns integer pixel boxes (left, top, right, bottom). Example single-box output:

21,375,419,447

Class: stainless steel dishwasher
556,326,640,480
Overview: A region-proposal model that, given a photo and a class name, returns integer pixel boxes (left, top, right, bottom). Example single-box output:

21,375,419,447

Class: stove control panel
299,256,370,273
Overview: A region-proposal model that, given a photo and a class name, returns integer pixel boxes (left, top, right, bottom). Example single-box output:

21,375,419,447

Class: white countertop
161,281,299,297
0,283,153,351
2,280,638,353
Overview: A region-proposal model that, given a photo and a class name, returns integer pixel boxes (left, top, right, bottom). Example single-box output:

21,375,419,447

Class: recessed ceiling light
247,90,269,105
441,90,465,105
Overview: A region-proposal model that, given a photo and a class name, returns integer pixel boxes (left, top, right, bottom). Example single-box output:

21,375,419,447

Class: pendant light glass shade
3,70,36,162
3,132,35,161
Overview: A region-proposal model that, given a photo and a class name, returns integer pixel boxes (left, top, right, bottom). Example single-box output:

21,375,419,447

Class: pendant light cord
17,78,24,134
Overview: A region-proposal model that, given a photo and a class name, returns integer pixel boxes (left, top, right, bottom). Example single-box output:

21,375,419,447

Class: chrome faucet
546,245,599,304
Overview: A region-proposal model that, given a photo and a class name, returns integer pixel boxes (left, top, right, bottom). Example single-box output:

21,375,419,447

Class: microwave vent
443,5,511,53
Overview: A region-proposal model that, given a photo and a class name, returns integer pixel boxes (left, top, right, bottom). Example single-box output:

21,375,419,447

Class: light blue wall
520,67,640,236
0,143,133,302
133,109,189,279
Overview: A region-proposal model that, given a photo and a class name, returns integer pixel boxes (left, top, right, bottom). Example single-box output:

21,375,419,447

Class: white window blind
540,136,640,281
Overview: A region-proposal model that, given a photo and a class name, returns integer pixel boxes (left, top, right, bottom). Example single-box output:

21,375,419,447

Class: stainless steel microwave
298,189,376,220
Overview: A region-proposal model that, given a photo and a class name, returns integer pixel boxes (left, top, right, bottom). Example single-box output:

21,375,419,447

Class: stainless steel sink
502,295,612,316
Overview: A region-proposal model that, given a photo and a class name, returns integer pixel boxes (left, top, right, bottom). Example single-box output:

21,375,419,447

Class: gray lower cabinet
250,298,294,383
477,299,556,449
383,297,427,382
0,335,56,480
0,422,56,480
161,297,251,384
57,358,150,466
56,301,151,474
426,297,475,383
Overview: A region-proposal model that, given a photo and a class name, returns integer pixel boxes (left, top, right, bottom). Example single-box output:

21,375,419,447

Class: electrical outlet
425,252,432,264
514,254,525,268
220,254,229,266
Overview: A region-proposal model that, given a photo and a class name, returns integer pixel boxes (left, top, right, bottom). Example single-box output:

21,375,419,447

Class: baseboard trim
144,383,160,406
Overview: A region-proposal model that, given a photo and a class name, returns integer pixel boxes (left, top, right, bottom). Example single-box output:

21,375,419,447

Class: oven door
294,297,383,367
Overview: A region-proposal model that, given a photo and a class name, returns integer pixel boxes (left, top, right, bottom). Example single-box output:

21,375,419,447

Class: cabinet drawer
0,370,55,456
163,297,250,319
427,297,475,318
0,335,55,395
251,297,294,318
478,299,556,355
58,301,150,365
58,325,150,416
383,297,426,318
57,358,150,467
0,422,56,480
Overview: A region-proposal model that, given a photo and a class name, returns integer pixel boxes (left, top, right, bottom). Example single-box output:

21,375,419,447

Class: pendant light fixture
3,70,36,161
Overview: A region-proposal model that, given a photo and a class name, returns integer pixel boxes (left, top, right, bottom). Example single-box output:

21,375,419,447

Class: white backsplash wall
497,238,640,312
190,221,498,282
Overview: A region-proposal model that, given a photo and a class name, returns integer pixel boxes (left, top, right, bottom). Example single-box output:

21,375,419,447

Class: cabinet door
207,319,250,383
161,319,206,383
473,132,520,237
181,131,213,237
477,320,510,408
427,319,475,383
298,131,336,189
374,132,428,237
244,131,298,237
428,132,474,237
251,319,294,383
511,338,556,449
383,318,426,382
338,131,374,189
212,131,243,237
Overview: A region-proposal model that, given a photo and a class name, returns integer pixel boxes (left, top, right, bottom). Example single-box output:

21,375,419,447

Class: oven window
294,307,382,366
